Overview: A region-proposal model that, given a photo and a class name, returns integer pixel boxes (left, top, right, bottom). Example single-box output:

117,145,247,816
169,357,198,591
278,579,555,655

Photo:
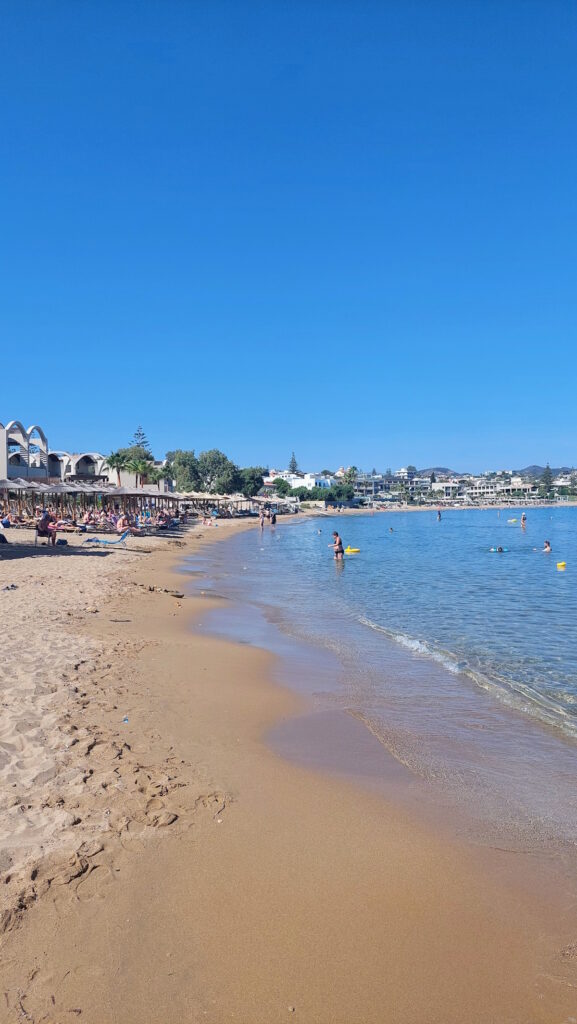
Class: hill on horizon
516,465,574,478
418,467,462,477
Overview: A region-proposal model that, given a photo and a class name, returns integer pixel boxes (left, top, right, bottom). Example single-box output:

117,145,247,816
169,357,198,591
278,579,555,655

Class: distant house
394,466,416,482
431,480,462,499
263,469,336,491
353,473,387,499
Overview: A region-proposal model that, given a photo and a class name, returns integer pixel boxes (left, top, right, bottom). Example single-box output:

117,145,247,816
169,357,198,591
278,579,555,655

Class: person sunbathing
1,512,23,527
116,512,143,537
55,516,78,532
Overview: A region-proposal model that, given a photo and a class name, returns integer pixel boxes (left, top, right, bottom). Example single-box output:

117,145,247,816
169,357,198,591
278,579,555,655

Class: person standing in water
437,510,442,521
521,512,527,528
330,531,344,560
543,540,552,553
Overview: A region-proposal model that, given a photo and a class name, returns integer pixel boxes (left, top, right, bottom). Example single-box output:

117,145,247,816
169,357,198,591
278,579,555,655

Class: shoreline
300,500,570,515
1,523,577,1021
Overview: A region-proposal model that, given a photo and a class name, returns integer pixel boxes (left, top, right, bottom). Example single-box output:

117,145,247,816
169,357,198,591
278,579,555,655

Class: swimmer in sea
497,546,504,553
521,512,527,528
437,510,442,521
543,540,552,553
330,531,344,561
389,527,394,533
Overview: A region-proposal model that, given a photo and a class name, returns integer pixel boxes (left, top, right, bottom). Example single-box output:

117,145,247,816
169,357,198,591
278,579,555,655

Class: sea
184,507,577,849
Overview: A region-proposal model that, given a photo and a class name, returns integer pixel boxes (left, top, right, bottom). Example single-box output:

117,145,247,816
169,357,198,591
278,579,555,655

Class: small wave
356,614,577,740
358,615,463,674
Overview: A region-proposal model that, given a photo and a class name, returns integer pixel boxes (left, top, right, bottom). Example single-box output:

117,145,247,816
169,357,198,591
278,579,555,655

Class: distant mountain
516,465,574,478
418,467,462,477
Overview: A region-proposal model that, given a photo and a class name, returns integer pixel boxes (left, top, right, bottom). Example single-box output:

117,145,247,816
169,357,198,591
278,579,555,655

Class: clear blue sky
1,1,575,472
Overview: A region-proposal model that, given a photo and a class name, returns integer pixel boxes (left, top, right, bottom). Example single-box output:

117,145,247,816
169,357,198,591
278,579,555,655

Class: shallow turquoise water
200,507,577,733
187,507,577,840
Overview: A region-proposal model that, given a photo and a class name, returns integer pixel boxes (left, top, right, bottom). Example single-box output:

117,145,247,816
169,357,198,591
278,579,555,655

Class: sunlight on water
187,508,577,841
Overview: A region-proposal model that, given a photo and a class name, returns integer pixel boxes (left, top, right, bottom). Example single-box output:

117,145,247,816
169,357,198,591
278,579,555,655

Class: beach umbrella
44,482,76,494
0,479,26,490
11,478,42,489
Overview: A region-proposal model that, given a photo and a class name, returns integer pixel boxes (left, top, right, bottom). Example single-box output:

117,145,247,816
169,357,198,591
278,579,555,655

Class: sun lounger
82,529,131,548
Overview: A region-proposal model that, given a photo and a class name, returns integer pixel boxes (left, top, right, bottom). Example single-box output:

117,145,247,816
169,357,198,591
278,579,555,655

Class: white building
264,470,335,491
353,473,387,498
1,417,171,490
431,480,462,499
394,467,416,481
1,420,50,480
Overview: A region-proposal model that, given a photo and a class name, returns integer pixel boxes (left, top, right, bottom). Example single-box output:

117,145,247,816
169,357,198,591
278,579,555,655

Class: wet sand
1,522,576,1022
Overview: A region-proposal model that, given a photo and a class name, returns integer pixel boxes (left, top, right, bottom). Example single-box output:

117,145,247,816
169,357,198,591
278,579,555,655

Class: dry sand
0,522,576,1022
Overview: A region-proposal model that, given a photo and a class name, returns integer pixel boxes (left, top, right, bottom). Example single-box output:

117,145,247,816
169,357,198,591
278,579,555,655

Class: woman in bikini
330,531,344,560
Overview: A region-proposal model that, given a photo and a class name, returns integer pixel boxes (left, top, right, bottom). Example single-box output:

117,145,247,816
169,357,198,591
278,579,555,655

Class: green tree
106,450,129,486
273,478,292,497
343,466,358,486
407,465,417,474
288,451,298,473
116,444,154,464
149,465,174,491
239,467,266,498
290,486,314,501
165,450,201,492
320,469,334,477
323,482,354,501
541,463,553,494
127,457,153,487
570,471,577,495
197,449,241,494
132,426,151,452
430,471,436,483
333,482,354,500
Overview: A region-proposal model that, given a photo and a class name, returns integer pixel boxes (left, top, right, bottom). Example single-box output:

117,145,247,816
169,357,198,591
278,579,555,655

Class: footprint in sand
75,863,114,902
145,796,165,814
194,791,229,819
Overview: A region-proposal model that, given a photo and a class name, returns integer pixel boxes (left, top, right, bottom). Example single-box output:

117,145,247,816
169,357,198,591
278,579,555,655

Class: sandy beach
1,522,577,1023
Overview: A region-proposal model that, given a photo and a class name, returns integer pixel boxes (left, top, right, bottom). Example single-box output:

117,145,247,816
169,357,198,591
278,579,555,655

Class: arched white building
1,417,172,490
0,420,108,483
0,421,50,480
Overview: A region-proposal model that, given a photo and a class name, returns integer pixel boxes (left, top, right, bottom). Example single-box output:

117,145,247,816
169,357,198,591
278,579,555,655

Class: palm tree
106,450,129,486
147,468,161,489
146,465,174,492
159,464,174,491
127,458,152,488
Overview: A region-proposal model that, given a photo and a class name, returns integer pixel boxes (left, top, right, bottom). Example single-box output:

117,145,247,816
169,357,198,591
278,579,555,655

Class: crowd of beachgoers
0,502,185,546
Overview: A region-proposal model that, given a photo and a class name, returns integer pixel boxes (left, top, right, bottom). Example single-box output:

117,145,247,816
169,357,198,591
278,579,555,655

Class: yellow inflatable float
345,546,360,554
557,562,567,571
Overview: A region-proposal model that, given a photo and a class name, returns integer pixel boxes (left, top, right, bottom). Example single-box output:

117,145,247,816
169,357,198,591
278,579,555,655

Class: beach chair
82,530,131,548
35,523,57,547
